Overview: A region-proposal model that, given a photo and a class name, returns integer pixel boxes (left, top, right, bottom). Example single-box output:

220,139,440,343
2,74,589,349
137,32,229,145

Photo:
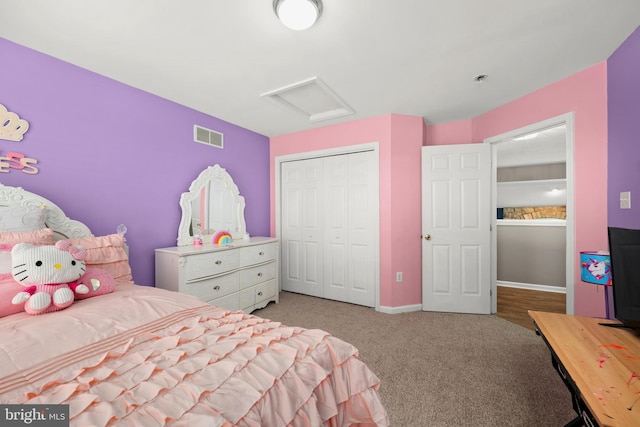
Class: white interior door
280,150,377,307
422,144,491,314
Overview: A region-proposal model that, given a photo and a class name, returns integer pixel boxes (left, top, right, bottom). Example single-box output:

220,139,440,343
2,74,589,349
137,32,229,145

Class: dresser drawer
255,279,277,302
185,250,240,281
239,261,276,289
183,271,239,301
239,286,255,311
240,279,277,311
209,292,240,311
239,243,277,267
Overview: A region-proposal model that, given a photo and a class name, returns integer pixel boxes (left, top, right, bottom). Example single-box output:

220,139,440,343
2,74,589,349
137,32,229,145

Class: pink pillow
74,268,116,300
0,228,54,244
0,228,55,278
0,276,28,317
68,234,133,285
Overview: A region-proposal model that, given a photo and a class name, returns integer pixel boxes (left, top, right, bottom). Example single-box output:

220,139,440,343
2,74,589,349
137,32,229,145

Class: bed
0,182,389,426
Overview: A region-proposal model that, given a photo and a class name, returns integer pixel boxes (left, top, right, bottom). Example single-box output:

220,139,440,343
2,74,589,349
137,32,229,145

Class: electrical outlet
396,272,402,282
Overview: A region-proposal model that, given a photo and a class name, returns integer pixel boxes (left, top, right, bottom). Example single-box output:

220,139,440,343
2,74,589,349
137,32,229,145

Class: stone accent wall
502,206,566,220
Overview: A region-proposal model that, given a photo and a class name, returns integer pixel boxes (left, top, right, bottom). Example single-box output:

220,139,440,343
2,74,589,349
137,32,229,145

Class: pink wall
428,63,609,317
270,64,608,316
270,114,423,308
425,119,473,146
389,114,423,306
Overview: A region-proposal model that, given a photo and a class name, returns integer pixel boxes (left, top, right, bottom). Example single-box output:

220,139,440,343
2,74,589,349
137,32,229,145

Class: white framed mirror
177,164,247,246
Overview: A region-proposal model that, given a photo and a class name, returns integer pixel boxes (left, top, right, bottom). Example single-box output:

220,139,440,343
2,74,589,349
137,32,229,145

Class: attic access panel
261,77,354,122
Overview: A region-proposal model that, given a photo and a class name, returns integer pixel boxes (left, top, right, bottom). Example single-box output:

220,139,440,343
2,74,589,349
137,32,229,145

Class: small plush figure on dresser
193,235,203,246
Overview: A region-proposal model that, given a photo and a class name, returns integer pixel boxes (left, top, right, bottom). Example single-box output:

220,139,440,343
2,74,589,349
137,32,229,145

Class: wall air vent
194,125,224,149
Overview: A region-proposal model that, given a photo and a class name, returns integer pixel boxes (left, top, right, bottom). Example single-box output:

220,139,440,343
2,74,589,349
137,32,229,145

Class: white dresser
155,237,279,312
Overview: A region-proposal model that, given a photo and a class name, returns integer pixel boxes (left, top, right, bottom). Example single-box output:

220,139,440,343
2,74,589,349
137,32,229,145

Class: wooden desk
529,311,640,427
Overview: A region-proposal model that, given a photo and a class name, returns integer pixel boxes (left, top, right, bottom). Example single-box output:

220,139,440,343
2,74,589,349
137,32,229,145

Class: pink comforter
0,285,388,426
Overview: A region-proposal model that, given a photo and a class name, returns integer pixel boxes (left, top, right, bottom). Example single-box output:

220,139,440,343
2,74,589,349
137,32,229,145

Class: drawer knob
213,285,221,291
257,291,263,296
215,260,222,265
259,251,264,256
257,272,263,277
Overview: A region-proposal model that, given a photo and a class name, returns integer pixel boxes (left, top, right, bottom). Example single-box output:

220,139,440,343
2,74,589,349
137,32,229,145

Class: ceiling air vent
194,125,224,149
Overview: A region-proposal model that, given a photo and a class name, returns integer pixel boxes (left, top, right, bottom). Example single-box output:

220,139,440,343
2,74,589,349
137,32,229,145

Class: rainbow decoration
212,231,233,246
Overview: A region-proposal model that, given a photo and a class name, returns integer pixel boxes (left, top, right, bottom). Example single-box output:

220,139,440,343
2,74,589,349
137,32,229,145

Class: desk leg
564,416,584,427
552,356,584,426
534,324,595,427
551,355,597,427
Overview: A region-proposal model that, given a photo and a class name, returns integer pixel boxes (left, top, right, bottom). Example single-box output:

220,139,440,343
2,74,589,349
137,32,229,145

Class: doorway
485,113,575,317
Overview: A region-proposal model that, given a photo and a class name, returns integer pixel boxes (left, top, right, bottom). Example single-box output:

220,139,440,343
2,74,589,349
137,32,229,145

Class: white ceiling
1,0,639,137
496,125,566,167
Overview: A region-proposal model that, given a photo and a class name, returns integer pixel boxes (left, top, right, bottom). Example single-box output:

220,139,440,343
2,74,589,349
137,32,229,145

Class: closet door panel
280,150,377,308
282,167,303,293
302,166,323,294
281,159,323,297
347,151,376,307
324,155,348,301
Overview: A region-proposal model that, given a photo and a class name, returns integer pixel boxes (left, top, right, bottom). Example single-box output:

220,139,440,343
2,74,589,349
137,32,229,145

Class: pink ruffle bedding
0,285,388,426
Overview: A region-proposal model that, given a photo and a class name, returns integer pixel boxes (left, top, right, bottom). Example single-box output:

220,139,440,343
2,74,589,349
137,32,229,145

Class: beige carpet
254,291,577,427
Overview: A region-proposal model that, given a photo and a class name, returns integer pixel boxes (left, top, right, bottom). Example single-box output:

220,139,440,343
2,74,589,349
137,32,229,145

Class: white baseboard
378,282,565,314
378,304,422,314
497,280,566,294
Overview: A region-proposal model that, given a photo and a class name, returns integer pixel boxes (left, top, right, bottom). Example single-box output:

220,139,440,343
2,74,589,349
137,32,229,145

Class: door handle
424,234,431,240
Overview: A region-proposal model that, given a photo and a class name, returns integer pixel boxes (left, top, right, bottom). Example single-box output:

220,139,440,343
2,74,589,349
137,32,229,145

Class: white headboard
0,183,93,239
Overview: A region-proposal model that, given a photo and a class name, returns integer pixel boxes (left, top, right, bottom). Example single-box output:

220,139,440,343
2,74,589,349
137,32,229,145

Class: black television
608,227,640,329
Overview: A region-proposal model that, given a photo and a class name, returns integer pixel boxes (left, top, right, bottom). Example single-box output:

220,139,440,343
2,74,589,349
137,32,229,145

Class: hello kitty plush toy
11,240,90,315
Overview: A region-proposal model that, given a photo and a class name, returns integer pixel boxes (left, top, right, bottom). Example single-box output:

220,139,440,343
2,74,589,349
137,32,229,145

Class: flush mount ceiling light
273,0,323,31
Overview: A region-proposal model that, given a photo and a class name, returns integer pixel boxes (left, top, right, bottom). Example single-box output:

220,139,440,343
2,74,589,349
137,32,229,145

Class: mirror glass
177,164,247,246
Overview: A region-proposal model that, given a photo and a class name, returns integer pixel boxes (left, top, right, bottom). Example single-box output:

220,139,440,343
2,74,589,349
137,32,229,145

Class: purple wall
606,25,640,317
608,26,640,228
0,38,271,286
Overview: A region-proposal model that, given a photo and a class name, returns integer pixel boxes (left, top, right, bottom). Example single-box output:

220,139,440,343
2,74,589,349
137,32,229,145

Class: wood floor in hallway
497,286,566,331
